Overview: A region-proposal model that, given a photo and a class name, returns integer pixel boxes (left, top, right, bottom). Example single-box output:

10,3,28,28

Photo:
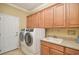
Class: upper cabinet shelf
27,3,79,28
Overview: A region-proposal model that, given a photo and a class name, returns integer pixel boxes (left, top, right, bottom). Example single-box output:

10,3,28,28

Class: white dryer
20,28,45,55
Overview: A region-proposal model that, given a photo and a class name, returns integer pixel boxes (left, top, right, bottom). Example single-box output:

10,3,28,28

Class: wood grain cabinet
66,4,79,27
34,12,40,28
38,10,44,28
50,49,64,55
27,15,33,28
44,7,54,28
27,15,36,28
27,16,30,28
65,48,79,55
27,3,79,28
32,14,36,27
41,41,79,55
27,13,40,28
41,45,49,55
41,41,64,55
53,4,66,27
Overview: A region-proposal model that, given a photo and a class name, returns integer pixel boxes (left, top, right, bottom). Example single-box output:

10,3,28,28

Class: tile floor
1,48,24,55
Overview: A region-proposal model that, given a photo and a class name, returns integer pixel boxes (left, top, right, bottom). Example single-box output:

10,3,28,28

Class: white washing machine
19,28,28,42
20,28,45,55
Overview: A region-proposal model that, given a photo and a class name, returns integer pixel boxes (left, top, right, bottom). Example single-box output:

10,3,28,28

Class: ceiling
7,3,55,15
11,3,43,11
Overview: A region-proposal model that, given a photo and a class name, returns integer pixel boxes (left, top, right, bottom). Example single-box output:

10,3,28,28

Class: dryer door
25,33,33,46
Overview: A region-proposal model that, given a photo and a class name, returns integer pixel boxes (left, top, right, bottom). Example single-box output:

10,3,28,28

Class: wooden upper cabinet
38,10,44,28
44,7,54,28
33,13,39,28
27,13,39,28
66,4,79,27
27,16,30,28
30,14,36,28
27,15,33,28
27,3,79,28
32,14,36,28
35,12,40,28
54,4,65,27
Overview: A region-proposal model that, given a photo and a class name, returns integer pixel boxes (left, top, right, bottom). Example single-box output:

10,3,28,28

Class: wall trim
6,3,30,13
28,3,56,15
5,3,56,16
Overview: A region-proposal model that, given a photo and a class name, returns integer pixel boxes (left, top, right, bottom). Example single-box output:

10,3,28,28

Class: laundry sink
46,37,64,44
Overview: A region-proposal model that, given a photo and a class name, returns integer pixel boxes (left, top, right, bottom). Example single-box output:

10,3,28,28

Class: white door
0,14,19,54
0,15,5,53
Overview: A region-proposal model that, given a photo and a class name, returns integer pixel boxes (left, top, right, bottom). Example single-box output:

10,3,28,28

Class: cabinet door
41,45,49,55
54,4,65,27
27,15,36,28
50,49,64,55
31,14,36,28
44,7,54,28
35,12,40,28
27,15,33,28
41,41,64,52
27,16,30,28
27,15,35,28
65,48,79,55
66,4,79,27
39,10,44,28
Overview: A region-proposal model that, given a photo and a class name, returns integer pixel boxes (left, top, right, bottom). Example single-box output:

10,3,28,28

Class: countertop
41,38,79,50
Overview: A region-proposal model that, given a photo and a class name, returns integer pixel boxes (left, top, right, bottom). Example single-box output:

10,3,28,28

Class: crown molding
5,3,56,16
28,3,56,15
6,3,30,13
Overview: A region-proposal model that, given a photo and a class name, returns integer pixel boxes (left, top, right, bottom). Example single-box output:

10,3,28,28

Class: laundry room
0,2,79,56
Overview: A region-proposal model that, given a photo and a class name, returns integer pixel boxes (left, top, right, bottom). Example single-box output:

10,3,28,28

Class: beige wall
46,28,79,39
0,4,28,29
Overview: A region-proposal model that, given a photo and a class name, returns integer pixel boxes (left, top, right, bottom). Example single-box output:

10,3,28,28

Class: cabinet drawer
41,41,64,52
50,49,64,55
65,48,79,55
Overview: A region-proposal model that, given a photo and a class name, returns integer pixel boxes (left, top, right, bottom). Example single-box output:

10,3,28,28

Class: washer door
25,33,33,46
19,32,24,41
